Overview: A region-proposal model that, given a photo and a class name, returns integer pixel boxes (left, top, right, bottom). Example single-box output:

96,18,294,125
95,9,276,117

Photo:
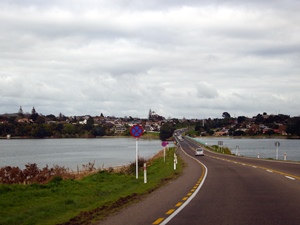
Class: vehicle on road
195,148,204,156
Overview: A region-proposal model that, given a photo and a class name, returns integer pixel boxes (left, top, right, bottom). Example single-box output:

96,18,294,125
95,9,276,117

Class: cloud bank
1,0,299,118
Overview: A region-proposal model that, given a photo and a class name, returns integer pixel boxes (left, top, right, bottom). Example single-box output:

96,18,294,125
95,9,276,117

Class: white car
195,148,204,156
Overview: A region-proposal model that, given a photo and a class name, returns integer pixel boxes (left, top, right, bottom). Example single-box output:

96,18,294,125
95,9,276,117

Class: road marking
182,197,188,201
153,218,164,224
285,176,296,180
176,202,183,207
155,145,208,225
166,209,175,215
207,154,300,181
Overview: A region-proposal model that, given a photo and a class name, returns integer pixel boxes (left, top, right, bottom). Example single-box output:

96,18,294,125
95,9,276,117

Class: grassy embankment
0,147,183,225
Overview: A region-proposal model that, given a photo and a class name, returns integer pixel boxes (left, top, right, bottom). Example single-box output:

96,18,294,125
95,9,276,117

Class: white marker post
284,152,287,161
144,163,147,183
174,153,178,170
236,145,239,156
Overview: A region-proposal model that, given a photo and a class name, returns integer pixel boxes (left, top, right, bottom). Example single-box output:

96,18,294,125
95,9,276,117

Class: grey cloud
0,0,299,118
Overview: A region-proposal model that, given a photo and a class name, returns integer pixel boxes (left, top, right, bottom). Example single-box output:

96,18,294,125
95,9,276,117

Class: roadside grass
0,147,183,225
210,145,232,155
142,132,160,139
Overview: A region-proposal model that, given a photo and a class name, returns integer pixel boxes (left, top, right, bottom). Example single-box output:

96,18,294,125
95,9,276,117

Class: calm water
0,138,164,170
194,137,300,161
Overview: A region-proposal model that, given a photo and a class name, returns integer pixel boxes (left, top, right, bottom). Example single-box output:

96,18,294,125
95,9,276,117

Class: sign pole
136,138,139,179
130,124,144,180
275,141,280,160
161,141,168,163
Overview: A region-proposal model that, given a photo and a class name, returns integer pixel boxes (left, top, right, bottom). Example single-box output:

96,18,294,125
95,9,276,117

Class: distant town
0,107,300,139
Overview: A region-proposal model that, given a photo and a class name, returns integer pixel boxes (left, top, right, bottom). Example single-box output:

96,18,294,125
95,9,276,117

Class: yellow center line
208,155,300,181
152,143,208,225
166,209,175,215
153,218,165,224
176,202,183,207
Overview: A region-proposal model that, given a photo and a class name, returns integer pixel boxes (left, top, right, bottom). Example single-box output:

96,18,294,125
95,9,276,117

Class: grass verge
0,147,183,225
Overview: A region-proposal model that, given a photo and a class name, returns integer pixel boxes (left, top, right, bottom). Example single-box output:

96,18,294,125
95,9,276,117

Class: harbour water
194,137,300,162
0,138,164,170
2,137,299,171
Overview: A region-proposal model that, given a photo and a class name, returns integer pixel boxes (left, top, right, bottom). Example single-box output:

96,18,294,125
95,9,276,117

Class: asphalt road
170,138,300,225
97,137,300,225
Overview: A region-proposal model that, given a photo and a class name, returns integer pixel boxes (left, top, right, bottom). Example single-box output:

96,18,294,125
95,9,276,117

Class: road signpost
161,141,169,162
130,125,144,179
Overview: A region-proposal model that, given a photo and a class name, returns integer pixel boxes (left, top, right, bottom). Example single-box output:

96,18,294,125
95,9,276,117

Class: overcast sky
1,0,299,119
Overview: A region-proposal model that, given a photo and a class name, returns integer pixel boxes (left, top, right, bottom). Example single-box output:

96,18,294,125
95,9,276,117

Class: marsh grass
0,147,182,225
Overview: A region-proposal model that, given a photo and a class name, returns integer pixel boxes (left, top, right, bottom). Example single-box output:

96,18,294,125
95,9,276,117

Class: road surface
98,137,300,225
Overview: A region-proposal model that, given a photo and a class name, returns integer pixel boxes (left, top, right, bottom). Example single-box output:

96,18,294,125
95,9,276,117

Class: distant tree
159,123,175,141
265,129,275,135
30,107,39,121
8,116,17,124
46,114,57,121
87,117,94,126
286,118,300,136
237,116,246,124
91,126,106,137
82,117,94,131
35,116,46,124
233,130,245,136
222,112,231,119
255,114,264,124
58,113,67,121
18,106,24,117
55,123,64,132
63,124,77,135
32,124,49,138
31,107,36,115
148,109,152,120
195,123,201,131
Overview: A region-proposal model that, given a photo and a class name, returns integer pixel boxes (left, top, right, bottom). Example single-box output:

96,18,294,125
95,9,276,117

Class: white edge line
285,176,296,180
160,145,208,225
